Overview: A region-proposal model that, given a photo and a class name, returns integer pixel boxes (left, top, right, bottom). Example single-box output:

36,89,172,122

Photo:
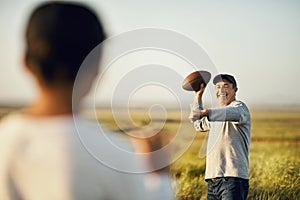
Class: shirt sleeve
189,100,210,132
194,117,210,132
207,101,250,124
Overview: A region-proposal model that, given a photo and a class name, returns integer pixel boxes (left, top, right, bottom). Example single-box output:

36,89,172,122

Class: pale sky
0,0,300,108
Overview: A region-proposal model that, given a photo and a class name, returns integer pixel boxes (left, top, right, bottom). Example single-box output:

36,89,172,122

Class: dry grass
1,108,299,199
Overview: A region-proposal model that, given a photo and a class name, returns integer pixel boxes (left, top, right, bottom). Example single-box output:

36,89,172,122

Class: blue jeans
206,177,249,200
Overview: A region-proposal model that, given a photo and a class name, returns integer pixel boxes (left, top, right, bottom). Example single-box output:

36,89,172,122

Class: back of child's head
25,2,106,85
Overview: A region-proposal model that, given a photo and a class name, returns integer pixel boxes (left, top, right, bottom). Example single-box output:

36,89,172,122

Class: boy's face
215,79,237,106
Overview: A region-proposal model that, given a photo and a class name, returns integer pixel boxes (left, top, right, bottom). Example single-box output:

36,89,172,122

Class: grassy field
1,107,299,199
94,108,300,200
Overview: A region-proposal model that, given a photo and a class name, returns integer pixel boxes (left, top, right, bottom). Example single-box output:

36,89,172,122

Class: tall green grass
248,142,300,200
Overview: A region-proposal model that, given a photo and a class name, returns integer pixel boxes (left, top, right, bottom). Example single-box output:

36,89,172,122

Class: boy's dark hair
25,2,106,85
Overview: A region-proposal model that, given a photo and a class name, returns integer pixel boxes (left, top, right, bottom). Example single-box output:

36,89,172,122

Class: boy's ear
235,88,238,93
24,52,33,73
23,53,45,86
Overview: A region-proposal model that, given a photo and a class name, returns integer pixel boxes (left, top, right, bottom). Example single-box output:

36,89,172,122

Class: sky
0,0,300,108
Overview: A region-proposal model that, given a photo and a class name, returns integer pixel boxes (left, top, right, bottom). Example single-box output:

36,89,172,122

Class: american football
182,70,211,91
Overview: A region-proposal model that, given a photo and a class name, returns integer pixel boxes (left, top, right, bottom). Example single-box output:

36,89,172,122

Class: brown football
182,70,211,91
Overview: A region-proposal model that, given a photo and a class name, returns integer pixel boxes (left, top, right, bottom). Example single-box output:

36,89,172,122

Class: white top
0,113,174,200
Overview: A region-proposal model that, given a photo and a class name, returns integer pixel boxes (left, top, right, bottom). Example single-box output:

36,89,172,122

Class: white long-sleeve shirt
190,100,251,180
